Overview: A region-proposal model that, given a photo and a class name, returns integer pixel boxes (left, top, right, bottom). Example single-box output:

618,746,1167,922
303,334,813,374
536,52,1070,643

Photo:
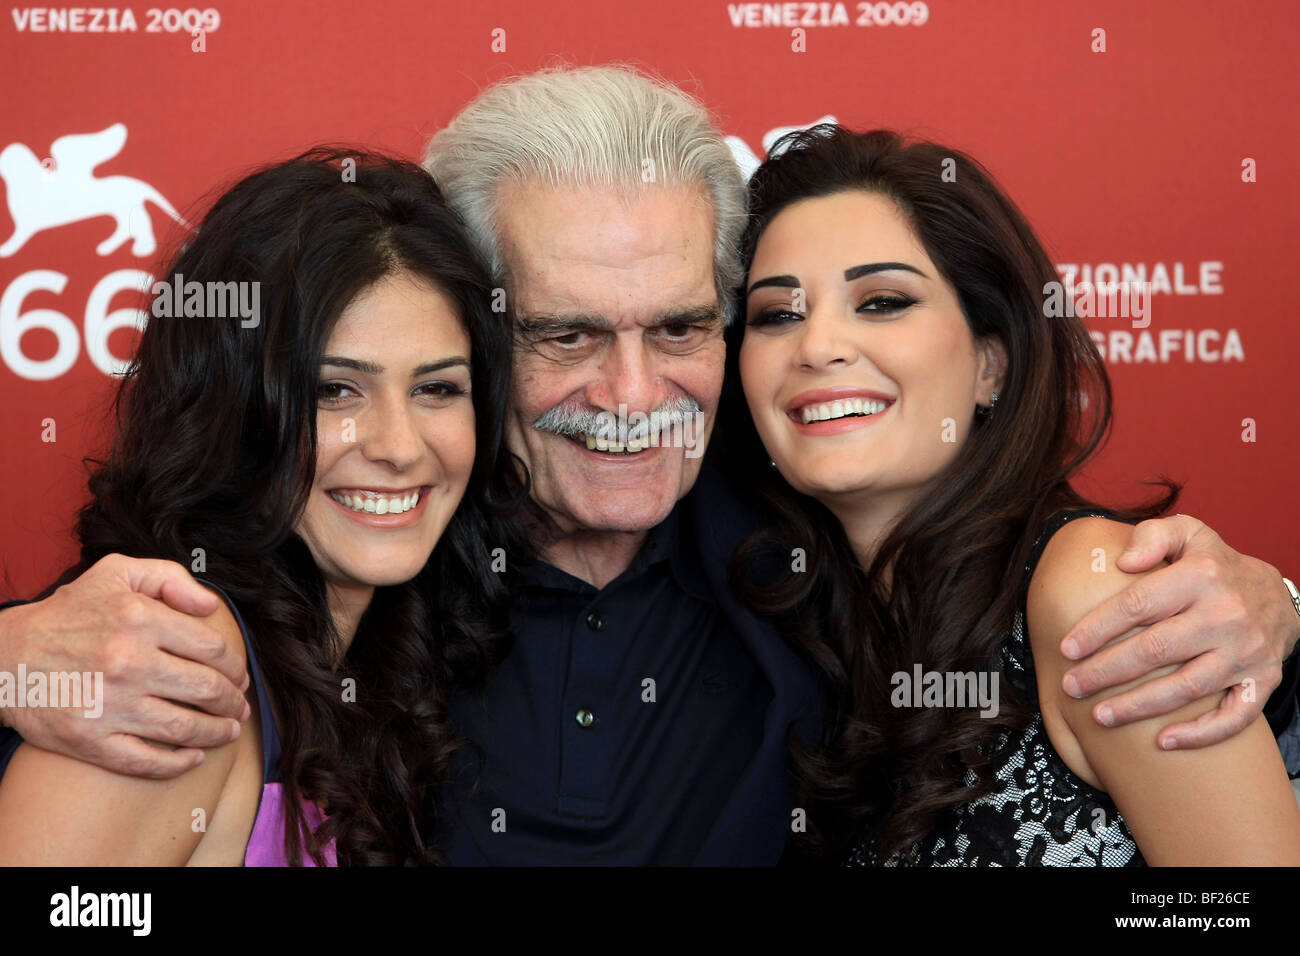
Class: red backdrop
2,0,1297,597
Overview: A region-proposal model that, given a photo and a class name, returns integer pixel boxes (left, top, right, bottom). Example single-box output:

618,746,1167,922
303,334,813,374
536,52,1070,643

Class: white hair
423,64,747,323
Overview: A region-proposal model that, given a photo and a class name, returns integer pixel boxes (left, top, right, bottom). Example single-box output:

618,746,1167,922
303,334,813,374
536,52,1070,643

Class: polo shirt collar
514,497,715,604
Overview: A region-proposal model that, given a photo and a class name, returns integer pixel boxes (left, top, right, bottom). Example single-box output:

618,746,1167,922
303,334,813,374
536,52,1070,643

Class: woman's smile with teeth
797,398,891,424
328,489,423,514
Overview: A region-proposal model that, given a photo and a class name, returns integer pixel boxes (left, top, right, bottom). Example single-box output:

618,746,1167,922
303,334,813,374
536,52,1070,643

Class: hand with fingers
1060,514,1300,751
0,553,251,778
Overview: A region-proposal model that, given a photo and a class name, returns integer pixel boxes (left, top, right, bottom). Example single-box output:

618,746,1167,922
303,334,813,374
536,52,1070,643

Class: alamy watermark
0,666,103,718
891,664,1000,718
1043,276,1151,328
150,272,260,328
50,885,150,936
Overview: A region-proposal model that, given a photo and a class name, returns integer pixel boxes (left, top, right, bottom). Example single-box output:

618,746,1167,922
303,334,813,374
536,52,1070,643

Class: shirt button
585,611,603,631
575,708,595,728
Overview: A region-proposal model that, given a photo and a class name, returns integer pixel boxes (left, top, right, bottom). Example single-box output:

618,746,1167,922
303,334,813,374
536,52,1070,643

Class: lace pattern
846,510,1146,867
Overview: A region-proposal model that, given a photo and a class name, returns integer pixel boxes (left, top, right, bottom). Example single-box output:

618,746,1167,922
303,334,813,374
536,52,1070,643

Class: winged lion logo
0,123,186,258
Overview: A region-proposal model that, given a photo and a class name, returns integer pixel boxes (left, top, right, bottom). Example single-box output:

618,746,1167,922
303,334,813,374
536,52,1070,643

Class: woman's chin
331,553,434,590
785,469,882,503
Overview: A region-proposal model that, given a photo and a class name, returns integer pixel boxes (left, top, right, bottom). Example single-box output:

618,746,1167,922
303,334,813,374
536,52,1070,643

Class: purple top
243,783,337,866
0,583,338,865
208,582,338,867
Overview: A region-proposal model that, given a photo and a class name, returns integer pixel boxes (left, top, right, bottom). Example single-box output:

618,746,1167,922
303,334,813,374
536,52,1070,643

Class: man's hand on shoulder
0,554,250,778
1028,516,1300,865
1057,513,1300,749
0,589,256,865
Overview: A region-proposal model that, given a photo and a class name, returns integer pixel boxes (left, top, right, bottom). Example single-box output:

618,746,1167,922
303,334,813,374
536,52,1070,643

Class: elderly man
1,65,1297,865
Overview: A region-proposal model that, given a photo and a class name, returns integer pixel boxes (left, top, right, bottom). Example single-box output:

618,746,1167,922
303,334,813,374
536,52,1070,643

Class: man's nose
584,335,664,414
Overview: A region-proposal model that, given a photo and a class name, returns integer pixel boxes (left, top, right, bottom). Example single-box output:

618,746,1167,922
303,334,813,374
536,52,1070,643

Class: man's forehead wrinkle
511,226,706,273
521,247,706,286
519,282,716,326
494,176,717,328
518,302,721,331
509,248,714,317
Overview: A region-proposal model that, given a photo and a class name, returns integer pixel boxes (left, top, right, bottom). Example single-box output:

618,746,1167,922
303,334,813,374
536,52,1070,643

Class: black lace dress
846,509,1146,867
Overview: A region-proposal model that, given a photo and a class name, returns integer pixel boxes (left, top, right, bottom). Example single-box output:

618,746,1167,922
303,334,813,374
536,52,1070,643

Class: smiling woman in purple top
0,149,518,865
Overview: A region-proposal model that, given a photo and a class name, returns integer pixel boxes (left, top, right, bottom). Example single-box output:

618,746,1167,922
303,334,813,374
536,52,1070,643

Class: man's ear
975,336,1008,406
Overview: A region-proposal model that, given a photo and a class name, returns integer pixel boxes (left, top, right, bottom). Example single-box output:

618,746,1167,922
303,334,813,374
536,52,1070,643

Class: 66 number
1,270,149,381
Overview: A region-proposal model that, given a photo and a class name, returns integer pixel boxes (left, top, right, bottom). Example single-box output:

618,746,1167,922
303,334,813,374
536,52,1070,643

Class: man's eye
654,323,710,350
550,331,589,348
517,326,604,364
651,323,713,354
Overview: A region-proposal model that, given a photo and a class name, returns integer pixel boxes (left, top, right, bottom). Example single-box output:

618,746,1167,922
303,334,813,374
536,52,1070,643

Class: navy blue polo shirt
436,500,774,865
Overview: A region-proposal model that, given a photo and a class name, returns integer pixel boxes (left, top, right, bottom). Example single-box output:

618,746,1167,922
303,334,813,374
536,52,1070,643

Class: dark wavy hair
63,147,527,865
719,126,1178,861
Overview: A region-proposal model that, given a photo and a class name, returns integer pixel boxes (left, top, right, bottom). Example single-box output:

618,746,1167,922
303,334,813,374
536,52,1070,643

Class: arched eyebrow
843,262,928,281
412,358,470,376
747,274,799,295
320,356,470,376
748,262,929,295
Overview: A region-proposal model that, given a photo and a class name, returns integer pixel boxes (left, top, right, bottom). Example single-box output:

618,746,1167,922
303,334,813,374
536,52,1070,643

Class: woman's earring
769,458,778,469
989,390,999,409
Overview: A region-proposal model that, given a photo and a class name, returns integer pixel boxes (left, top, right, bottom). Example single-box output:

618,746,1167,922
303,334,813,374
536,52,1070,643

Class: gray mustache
533,396,701,438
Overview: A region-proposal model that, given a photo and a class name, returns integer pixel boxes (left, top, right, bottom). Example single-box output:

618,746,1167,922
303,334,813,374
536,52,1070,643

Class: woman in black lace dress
723,126,1300,865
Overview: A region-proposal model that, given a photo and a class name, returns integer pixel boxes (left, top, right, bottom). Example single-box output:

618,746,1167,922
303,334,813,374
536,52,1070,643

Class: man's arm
1059,514,1300,750
1029,517,1300,865
0,554,250,778
0,594,254,864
